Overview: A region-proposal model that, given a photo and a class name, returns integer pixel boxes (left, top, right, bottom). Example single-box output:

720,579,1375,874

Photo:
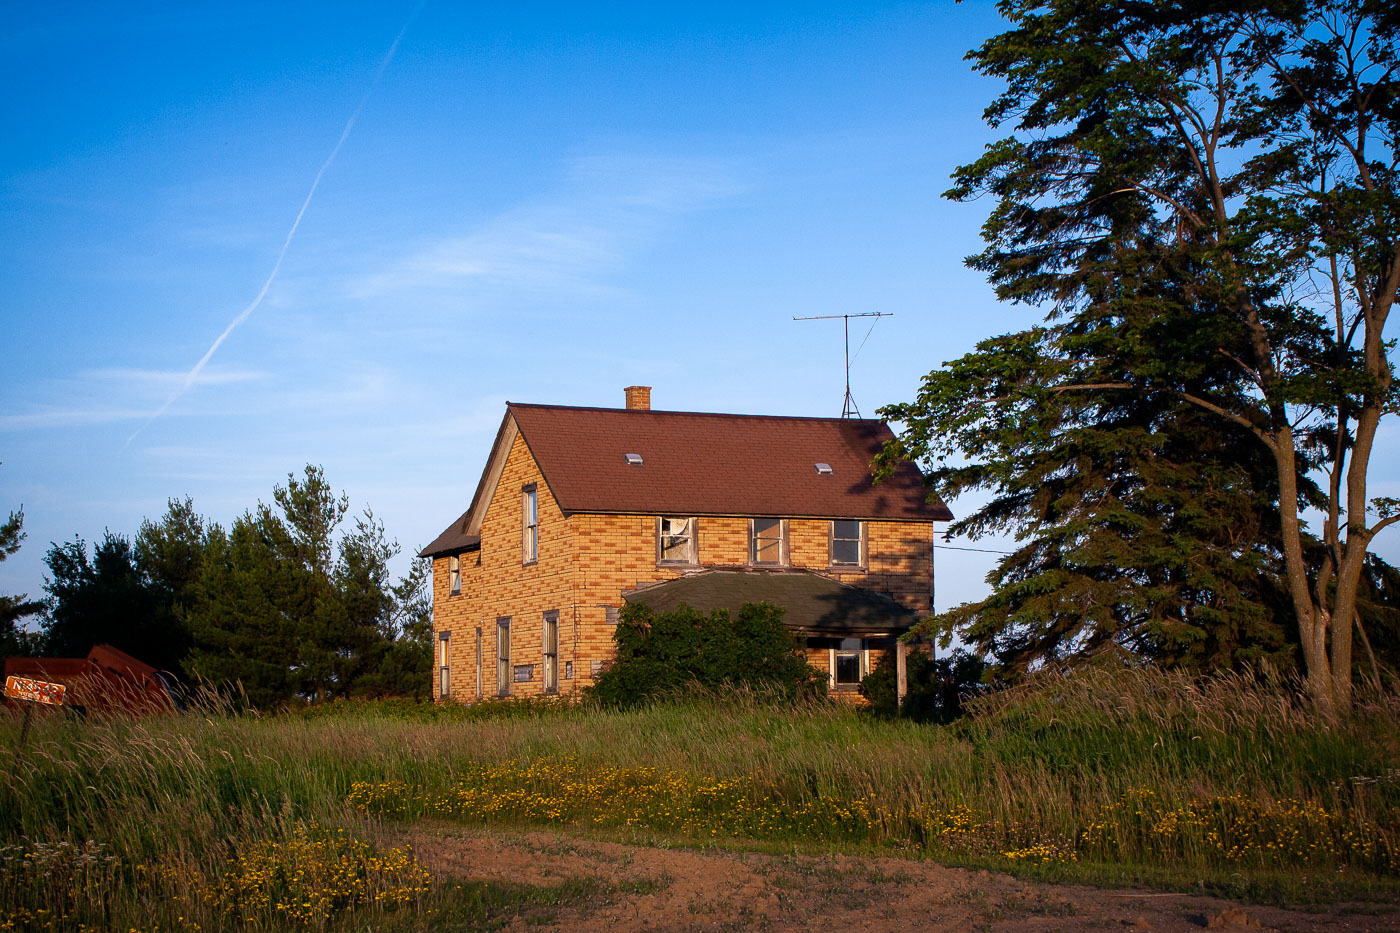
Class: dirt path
401,824,1400,932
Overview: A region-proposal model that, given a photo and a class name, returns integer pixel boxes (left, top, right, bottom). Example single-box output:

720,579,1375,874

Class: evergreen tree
1,505,44,660
183,465,430,706
882,1,1399,708
40,499,210,674
41,533,174,667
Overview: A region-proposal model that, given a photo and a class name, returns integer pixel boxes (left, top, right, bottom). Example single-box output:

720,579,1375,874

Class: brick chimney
624,386,651,410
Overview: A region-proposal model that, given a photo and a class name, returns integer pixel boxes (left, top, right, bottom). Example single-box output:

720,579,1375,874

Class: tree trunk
1272,429,1336,712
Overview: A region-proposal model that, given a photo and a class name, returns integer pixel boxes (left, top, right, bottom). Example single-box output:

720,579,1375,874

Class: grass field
1,668,1398,930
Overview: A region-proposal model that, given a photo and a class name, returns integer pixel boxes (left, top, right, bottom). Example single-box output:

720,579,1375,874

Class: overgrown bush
589,601,827,708
860,646,986,723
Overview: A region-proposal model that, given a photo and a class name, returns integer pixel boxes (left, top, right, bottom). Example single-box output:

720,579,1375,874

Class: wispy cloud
87,366,267,390
125,2,425,445
0,365,268,431
351,152,744,300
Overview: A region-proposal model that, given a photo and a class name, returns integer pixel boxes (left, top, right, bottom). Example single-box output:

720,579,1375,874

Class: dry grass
0,669,1397,929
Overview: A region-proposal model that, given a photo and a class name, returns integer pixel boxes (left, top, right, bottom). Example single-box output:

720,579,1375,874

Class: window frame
474,626,483,699
748,518,788,566
829,637,868,691
828,519,866,569
656,516,698,566
521,484,538,565
448,555,461,595
542,610,559,694
496,617,511,697
438,631,451,699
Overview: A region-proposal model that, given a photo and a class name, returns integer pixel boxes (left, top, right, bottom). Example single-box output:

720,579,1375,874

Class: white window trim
656,516,698,566
829,520,866,569
542,610,559,694
522,486,538,565
449,555,462,595
438,631,451,699
829,638,868,690
496,617,511,697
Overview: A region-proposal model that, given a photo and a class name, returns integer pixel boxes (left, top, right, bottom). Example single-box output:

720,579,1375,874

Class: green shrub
589,601,827,708
860,646,986,723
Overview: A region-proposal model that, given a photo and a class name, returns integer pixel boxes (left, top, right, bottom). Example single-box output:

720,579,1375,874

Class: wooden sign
4,675,66,707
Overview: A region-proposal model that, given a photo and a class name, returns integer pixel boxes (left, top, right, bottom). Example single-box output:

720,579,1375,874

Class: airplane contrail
126,2,425,446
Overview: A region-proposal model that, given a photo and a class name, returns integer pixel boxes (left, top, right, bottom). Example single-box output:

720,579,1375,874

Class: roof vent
814,462,833,475
624,453,644,466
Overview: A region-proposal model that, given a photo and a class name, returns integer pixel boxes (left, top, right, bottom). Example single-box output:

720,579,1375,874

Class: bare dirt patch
401,823,1400,932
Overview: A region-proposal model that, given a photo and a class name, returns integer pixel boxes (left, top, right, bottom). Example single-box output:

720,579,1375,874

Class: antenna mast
792,312,892,417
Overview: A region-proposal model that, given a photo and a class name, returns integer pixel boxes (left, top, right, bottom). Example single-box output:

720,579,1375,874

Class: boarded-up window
750,518,784,564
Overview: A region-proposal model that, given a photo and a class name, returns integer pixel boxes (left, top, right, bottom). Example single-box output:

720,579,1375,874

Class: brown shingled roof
513,403,948,521
418,512,479,559
421,402,950,557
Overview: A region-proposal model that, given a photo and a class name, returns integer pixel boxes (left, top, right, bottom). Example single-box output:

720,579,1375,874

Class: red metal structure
3,644,177,716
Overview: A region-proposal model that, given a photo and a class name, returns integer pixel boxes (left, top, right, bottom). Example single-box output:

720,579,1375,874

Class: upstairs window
830,520,863,567
449,555,461,595
522,485,538,564
657,517,696,564
750,518,786,565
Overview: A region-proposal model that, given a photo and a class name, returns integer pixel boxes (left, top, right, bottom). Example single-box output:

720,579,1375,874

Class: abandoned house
420,386,951,701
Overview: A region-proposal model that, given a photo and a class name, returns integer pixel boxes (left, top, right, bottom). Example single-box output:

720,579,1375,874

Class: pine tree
883,1,1399,708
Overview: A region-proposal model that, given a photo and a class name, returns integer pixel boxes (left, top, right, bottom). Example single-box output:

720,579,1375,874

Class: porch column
896,640,908,710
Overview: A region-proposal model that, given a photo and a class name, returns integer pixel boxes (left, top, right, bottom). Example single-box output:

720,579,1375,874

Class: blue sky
2,1,1397,622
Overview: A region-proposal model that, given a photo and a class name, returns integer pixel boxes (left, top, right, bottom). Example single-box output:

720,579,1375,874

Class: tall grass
1,669,1397,929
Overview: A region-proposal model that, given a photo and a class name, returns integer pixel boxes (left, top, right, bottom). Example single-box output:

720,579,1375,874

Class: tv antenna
792,312,893,417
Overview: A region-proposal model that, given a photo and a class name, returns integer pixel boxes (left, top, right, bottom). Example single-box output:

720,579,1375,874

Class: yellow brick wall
431,438,934,703
433,433,579,701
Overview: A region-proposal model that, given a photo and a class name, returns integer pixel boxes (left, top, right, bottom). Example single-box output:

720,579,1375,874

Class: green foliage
1,503,44,661
589,601,827,708
35,467,428,704
183,465,429,707
881,1,1400,692
859,646,986,724
41,531,191,672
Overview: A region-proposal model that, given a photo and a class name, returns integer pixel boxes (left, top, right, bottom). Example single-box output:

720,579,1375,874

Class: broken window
658,516,696,564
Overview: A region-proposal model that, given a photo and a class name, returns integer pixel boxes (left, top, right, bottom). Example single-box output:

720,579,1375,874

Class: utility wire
934,543,1016,555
